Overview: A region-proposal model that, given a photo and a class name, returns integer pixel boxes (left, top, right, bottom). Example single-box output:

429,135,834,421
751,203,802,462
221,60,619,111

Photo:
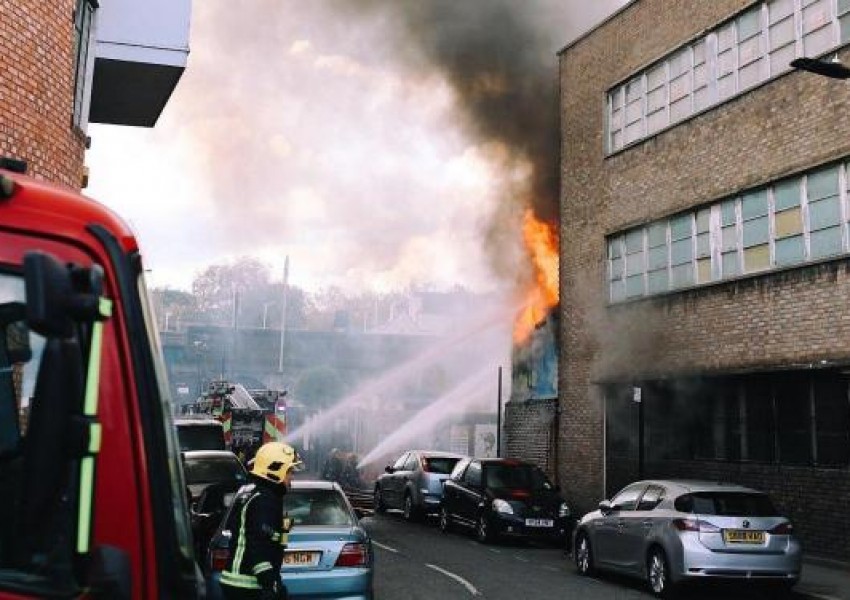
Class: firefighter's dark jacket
220,478,286,591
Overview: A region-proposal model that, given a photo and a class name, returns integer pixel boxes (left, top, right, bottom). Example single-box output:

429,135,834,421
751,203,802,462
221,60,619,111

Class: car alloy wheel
374,487,385,513
648,547,673,598
403,494,414,521
439,507,452,533
575,533,594,576
476,514,491,544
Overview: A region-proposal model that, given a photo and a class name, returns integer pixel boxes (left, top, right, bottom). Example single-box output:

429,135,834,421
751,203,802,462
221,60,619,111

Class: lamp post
791,56,850,79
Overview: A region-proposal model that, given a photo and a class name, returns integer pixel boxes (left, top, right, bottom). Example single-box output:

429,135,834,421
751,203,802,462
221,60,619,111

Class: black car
183,450,248,560
439,458,572,544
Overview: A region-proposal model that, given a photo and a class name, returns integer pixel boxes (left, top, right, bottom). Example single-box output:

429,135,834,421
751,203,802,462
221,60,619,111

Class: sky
86,1,628,295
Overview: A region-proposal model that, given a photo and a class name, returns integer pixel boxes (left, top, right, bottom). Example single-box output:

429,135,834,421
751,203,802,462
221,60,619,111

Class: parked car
373,450,466,520
573,480,802,598
175,416,226,451
183,450,248,504
184,450,248,560
439,458,572,544
207,480,373,600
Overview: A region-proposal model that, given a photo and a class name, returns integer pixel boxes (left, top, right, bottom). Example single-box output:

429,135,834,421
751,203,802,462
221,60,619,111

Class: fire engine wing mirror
23,252,74,338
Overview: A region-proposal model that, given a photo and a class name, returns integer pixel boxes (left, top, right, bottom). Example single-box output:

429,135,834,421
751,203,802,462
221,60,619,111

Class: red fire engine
0,161,203,598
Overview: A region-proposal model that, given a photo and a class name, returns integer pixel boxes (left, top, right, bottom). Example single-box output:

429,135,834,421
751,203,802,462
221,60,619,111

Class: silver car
573,480,802,597
374,450,466,520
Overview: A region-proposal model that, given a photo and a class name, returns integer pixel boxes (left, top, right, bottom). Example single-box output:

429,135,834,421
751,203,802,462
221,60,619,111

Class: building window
73,0,97,129
607,159,850,302
606,0,848,152
606,371,849,469
814,374,850,466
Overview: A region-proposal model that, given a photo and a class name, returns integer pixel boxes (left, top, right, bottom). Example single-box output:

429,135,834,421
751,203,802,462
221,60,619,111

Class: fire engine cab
0,161,203,599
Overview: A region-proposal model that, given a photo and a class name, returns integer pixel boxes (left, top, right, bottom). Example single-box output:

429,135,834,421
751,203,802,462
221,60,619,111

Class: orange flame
513,209,559,345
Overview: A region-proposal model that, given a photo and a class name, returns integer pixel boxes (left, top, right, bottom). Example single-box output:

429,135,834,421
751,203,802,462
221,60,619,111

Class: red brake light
672,518,720,533
335,543,369,567
211,548,230,572
770,522,794,535
510,490,531,499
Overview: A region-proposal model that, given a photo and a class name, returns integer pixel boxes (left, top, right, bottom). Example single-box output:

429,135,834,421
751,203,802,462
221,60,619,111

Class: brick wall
504,398,558,478
0,0,85,187
560,0,850,558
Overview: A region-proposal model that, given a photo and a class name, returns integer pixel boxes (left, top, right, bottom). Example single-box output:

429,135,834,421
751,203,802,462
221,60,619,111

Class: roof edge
557,0,640,56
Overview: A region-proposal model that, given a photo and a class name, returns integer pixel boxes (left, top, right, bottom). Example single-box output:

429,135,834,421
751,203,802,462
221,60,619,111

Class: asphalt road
360,510,811,600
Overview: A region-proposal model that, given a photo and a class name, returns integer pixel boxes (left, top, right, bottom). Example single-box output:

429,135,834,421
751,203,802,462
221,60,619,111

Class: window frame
605,0,849,154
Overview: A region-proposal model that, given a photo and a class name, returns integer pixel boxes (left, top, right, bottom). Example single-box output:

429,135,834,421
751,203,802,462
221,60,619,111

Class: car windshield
185,457,245,485
283,488,355,527
422,456,460,474
483,464,554,491
675,492,779,516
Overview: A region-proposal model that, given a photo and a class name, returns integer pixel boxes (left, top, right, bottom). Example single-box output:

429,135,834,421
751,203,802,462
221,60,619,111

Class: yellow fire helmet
250,442,303,484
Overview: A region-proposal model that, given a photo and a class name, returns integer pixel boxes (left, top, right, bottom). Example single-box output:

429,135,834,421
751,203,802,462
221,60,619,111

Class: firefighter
220,442,302,600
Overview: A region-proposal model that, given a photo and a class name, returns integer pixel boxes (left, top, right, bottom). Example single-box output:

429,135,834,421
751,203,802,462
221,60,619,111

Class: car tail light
335,543,369,567
211,548,230,572
770,522,794,535
672,518,720,533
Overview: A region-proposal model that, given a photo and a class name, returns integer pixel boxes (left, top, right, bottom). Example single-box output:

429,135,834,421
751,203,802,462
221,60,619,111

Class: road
360,511,810,600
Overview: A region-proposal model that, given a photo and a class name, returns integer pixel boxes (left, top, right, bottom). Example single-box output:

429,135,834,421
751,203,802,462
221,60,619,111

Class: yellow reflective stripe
88,423,102,454
220,571,261,589
76,456,95,553
233,493,258,572
252,561,273,575
77,297,111,556
84,301,110,416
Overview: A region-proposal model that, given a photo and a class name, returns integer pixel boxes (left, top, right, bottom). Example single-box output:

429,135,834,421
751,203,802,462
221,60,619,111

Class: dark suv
439,458,572,544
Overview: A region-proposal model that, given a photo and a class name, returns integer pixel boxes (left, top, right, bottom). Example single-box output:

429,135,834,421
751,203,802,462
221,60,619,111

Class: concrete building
559,0,850,560
0,0,190,187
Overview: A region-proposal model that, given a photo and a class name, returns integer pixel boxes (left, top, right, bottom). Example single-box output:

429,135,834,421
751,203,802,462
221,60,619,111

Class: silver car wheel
648,549,667,596
476,515,489,543
575,534,592,575
439,507,451,533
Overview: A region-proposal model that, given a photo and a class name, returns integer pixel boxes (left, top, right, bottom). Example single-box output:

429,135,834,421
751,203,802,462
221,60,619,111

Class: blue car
206,480,374,600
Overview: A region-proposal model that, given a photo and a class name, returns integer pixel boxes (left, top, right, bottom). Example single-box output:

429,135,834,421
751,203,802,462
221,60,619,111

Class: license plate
282,551,321,567
525,518,554,528
723,529,765,544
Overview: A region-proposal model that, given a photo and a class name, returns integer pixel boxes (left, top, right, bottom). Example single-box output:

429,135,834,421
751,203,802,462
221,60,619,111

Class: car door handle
642,520,653,528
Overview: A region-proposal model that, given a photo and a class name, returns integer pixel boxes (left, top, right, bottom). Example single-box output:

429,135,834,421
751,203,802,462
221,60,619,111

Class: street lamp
791,56,850,79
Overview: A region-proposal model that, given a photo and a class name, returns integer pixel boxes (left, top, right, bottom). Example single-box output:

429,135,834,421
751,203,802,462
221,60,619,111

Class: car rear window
483,464,555,491
284,489,355,527
675,492,778,516
184,456,246,485
422,457,460,474
177,424,225,451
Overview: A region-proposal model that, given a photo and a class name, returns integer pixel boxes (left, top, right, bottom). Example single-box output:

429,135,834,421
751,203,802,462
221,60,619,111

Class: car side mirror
354,507,365,520
384,466,394,474
598,500,613,515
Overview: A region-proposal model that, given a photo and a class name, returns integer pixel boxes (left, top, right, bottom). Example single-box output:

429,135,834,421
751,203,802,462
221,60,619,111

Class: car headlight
492,499,514,515
559,502,570,518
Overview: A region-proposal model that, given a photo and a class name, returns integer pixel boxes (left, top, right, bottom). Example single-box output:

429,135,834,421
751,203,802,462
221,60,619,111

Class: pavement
797,558,850,600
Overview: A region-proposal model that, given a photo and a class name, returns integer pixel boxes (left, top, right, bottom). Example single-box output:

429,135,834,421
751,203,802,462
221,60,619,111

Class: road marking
487,548,501,554
514,556,530,563
426,563,481,596
372,541,399,554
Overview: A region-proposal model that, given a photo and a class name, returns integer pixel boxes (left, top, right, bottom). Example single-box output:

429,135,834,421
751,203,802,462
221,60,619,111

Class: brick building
558,0,850,560
0,0,189,187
